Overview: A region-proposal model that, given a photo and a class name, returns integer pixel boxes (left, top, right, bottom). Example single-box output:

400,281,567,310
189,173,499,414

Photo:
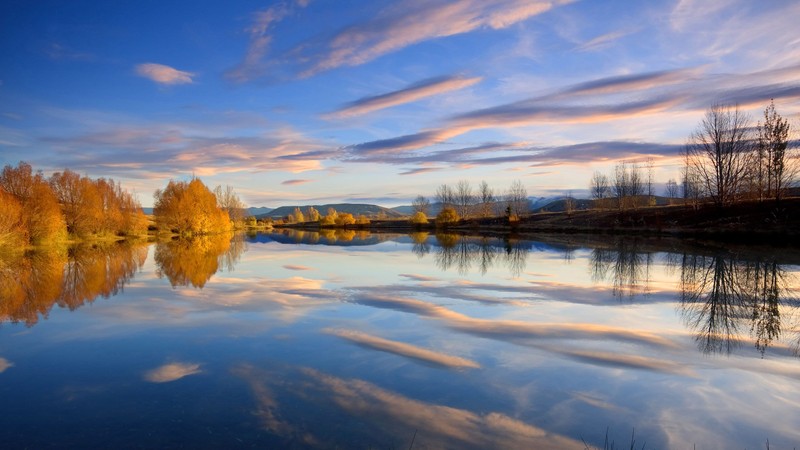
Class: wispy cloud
40,120,330,179
326,328,480,369
144,362,202,383
0,357,12,373
235,364,586,449
327,75,482,118
230,0,567,81
342,63,800,166
575,28,638,52
226,0,312,82
281,179,313,185
45,42,94,61
135,63,195,85
301,0,565,77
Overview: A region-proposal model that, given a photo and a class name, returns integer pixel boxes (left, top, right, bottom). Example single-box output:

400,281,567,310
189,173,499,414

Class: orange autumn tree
49,170,148,237
0,162,66,246
153,177,231,235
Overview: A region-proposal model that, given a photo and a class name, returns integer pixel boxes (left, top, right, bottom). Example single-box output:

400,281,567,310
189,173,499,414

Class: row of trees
589,160,655,211
684,101,795,207
411,179,529,225
586,101,796,210
283,206,370,227
1,162,148,247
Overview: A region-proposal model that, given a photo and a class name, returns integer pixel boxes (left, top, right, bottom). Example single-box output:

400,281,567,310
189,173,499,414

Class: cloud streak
327,75,482,118
301,0,564,77
326,328,480,369
135,63,194,85
144,362,202,383
0,357,12,373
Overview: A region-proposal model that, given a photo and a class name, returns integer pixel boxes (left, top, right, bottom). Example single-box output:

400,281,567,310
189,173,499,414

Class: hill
258,203,405,219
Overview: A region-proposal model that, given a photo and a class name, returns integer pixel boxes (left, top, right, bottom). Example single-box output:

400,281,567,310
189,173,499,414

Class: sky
2,0,800,208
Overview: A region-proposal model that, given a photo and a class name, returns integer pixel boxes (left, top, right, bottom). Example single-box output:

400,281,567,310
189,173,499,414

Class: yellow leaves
409,211,428,225
436,207,460,227
153,177,232,236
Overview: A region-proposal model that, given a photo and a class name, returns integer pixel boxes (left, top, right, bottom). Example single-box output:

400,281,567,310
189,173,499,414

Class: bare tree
435,184,454,209
645,158,655,206
590,171,609,209
564,191,575,216
478,180,495,218
756,100,794,202
665,178,679,204
454,180,475,219
214,184,246,225
685,104,754,207
505,180,528,218
411,195,430,215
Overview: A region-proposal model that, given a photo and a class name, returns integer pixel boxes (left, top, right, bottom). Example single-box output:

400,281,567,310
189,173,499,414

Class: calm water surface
1,231,799,449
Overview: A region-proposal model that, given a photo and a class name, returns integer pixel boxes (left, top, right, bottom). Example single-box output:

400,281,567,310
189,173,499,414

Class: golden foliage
154,233,240,288
435,206,460,227
153,178,231,235
335,213,355,226
409,211,428,225
0,242,147,326
0,188,27,249
1,162,146,245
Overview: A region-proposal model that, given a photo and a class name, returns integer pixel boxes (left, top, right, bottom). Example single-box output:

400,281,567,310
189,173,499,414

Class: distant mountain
246,206,273,216
258,203,405,219
142,206,271,216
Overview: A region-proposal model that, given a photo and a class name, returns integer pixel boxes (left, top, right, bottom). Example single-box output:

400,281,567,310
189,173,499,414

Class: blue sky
2,0,799,207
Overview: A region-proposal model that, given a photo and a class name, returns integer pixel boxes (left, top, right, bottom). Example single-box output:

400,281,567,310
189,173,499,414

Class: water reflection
0,242,147,326
233,363,586,450
432,234,528,276
678,253,799,356
154,233,246,288
589,238,654,300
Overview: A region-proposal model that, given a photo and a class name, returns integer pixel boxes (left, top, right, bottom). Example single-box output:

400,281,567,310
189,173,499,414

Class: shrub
436,207,459,227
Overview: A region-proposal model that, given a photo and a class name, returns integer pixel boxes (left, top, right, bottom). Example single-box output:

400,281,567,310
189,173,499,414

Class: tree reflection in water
430,234,527,277
155,233,246,288
678,253,798,356
0,242,148,326
589,238,653,300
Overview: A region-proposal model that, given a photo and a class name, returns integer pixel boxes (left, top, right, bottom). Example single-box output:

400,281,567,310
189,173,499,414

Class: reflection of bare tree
430,234,526,277
679,254,797,355
155,233,245,288
589,239,652,300
503,238,527,277
0,242,148,326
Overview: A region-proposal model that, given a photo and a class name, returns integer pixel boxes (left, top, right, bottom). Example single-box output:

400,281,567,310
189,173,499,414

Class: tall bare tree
505,180,528,218
590,171,609,209
478,180,495,218
756,100,794,202
411,195,430,215
435,184,454,209
685,104,754,207
214,184,246,225
454,180,474,219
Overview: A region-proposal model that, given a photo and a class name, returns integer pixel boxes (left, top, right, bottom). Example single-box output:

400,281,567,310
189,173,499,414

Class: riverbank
275,198,800,244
